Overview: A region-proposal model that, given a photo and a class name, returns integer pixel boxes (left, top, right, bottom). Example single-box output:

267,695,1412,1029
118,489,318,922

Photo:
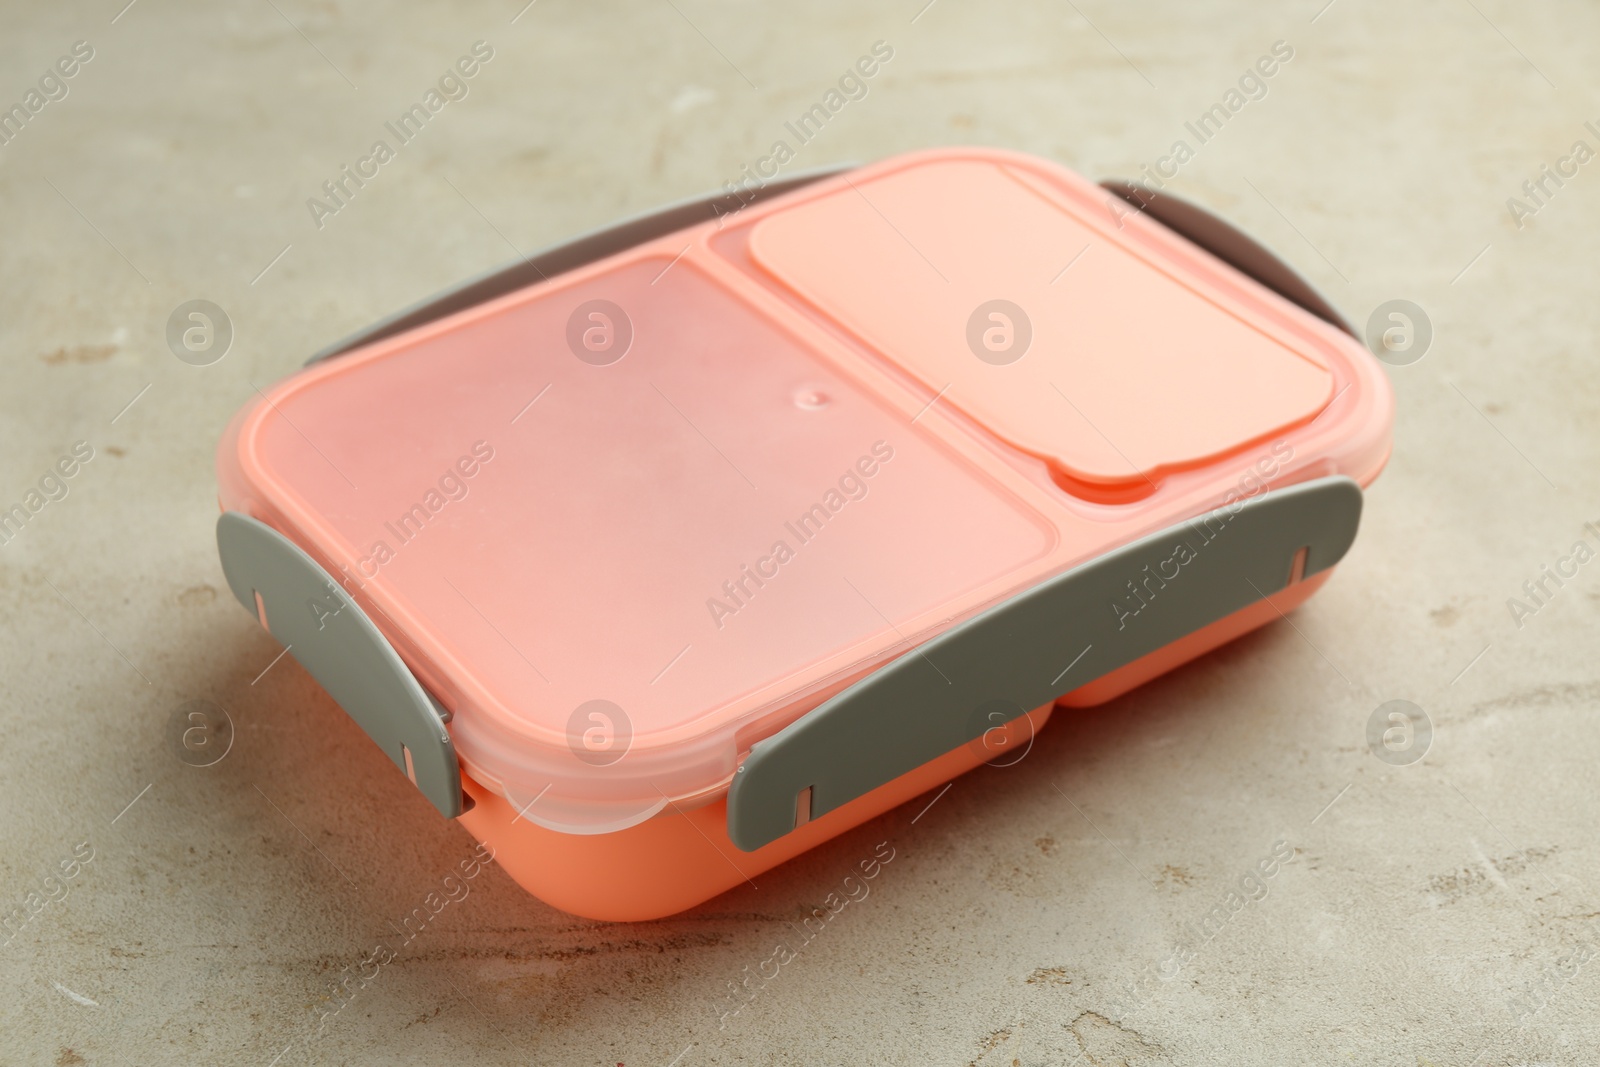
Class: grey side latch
216,512,463,817
726,476,1363,851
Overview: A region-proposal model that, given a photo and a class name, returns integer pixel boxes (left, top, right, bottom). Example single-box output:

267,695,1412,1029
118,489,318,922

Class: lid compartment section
747,159,1334,489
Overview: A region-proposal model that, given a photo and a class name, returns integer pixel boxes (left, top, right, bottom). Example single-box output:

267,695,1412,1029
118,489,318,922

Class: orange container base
460,705,1052,922
460,567,1333,921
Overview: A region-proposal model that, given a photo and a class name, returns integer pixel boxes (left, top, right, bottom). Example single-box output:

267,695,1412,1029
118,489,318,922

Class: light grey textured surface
2,2,1598,1064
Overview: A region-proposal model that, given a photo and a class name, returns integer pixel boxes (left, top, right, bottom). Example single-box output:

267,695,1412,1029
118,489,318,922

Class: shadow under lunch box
214,147,1393,921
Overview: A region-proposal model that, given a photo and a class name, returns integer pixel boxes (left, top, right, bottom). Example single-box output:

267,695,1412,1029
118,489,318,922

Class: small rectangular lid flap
747,159,1335,487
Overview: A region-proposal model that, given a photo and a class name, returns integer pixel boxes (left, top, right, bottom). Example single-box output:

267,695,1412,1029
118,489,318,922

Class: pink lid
218,148,1391,831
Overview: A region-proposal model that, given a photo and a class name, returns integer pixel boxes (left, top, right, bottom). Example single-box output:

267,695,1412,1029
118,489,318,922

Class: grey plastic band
305,163,857,365
1099,180,1357,338
726,476,1363,851
216,512,463,817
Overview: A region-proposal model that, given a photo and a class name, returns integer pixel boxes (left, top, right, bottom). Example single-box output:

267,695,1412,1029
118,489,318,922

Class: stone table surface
3,1,1599,1064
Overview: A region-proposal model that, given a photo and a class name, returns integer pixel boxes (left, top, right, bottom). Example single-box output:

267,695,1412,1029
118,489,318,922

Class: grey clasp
216,512,463,818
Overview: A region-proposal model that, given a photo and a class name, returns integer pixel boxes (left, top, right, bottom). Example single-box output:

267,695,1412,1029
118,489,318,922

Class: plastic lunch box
214,148,1392,921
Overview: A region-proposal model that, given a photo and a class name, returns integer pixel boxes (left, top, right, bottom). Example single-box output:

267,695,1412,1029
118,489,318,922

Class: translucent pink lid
218,148,1392,831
